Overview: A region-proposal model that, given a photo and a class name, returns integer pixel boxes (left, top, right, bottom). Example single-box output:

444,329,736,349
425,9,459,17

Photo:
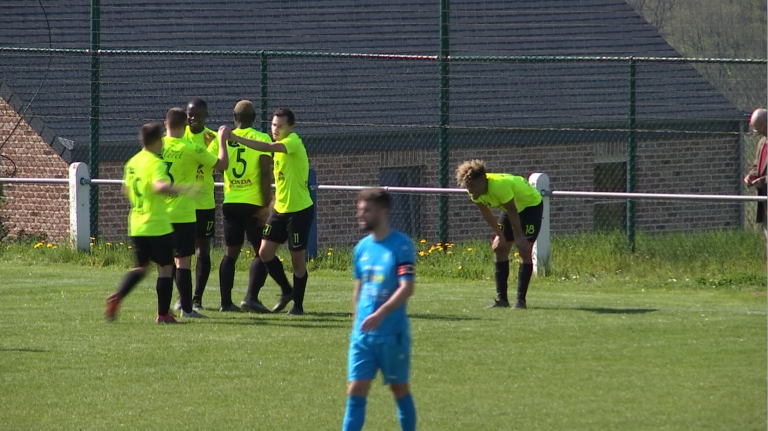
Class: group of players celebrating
102,97,542,430
105,100,314,322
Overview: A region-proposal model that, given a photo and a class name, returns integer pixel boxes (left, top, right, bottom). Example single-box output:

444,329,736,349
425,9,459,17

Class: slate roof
0,0,746,162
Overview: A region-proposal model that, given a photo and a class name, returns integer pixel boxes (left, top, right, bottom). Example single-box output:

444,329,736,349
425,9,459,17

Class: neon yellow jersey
470,173,542,213
162,136,218,223
273,133,313,213
211,127,272,205
123,149,173,237
184,126,218,210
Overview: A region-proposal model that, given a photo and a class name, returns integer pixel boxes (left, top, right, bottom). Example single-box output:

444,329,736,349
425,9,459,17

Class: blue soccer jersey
352,231,416,338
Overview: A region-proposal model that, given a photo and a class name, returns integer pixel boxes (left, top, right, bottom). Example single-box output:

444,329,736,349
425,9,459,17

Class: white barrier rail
1,167,766,276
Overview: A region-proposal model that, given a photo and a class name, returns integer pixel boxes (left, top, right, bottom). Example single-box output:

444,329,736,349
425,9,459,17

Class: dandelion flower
47,244,54,248
34,243,43,249
128,246,133,250
90,243,94,247
106,242,112,246
52,246,58,250
279,258,285,262
327,252,332,256
328,247,334,251
418,251,425,257
99,247,103,250
446,251,452,255
90,237,96,241
245,250,251,254
467,248,473,252
420,239,427,244
119,242,125,246
514,252,520,257
458,265,463,270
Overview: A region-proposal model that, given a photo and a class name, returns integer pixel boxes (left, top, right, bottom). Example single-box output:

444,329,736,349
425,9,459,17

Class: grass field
0,261,765,431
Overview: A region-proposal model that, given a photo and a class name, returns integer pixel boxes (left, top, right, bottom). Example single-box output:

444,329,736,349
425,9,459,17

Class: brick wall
0,98,69,242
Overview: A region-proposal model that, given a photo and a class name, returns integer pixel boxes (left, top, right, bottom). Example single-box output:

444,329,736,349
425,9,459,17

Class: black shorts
498,202,543,243
263,205,315,251
171,222,197,258
195,209,216,239
131,234,174,267
223,203,264,247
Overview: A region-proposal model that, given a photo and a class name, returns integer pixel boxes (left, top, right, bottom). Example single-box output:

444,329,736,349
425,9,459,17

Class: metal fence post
260,51,269,134
69,163,91,251
307,168,318,260
626,57,637,252
438,0,450,244
89,0,101,239
529,173,550,276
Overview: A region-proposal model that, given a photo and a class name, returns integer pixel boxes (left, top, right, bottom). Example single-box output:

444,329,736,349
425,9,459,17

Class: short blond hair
455,159,486,187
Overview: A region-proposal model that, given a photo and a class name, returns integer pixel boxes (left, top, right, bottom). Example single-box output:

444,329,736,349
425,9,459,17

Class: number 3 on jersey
164,161,175,185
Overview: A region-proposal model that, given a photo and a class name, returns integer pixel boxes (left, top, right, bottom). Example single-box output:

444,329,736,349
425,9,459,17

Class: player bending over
214,100,273,313
220,108,314,315
343,189,417,431
183,97,218,311
163,107,228,318
455,159,543,310
105,123,198,323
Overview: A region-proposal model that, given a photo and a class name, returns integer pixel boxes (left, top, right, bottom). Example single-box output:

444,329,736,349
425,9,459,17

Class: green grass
0,262,765,431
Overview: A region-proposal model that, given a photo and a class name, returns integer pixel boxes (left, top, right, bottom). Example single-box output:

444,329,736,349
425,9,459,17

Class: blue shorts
347,332,411,385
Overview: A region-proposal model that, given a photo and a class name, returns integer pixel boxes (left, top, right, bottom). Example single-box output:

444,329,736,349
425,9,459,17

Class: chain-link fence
0,0,765,261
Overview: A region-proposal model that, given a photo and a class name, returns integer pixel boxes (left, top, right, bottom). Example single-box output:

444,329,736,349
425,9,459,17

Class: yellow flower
106,242,112,246
418,251,426,257
420,239,426,244
458,265,463,270
514,252,520,257
52,246,58,250
119,242,125,246
128,246,133,250
245,250,251,254
98,247,103,250
447,251,452,255
447,243,453,248
328,247,334,251
436,242,442,246
47,244,54,248
467,248,473,252
310,258,314,262
6,246,10,250
279,258,285,262
90,243,94,247
90,237,96,240
34,243,43,249
327,252,332,256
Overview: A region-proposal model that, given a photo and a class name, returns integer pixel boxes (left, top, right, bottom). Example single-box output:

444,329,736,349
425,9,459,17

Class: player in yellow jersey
455,160,543,310
184,98,218,311
220,107,314,315
163,107,228,318
105,123,197,323
208,100,274,313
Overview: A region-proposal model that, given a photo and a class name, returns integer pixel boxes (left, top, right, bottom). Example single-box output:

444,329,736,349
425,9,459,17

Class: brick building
0,0,747,245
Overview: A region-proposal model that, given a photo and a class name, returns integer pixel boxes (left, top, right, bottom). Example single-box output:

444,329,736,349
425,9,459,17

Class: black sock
176,268,193,313
494,260,510,302
264,257,293,295
293,272,308,308
517,263,533,301
156,277,173,315
116,269,145,299
194,254,211,301
219,256,236,307
246,258,269,302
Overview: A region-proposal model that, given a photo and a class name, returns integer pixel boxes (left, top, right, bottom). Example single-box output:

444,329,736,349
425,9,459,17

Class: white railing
1,165,765,276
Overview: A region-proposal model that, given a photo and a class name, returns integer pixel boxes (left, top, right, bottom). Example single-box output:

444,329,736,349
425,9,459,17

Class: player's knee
196,240,210,257
290,251,306,274
225,246,241,259
493,245,510,259
390,383,409,399
259,242,277,261
347,380,371,397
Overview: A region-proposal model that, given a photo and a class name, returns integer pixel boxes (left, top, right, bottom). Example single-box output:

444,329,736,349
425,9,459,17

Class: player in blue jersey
343,189,417,431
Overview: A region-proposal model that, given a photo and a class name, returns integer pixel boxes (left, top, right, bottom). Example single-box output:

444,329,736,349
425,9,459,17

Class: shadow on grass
409,313,480,321
577,307,658,315
0,347,49,353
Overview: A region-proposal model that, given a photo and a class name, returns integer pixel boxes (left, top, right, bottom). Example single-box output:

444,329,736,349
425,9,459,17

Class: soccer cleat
286,306,304,316
173,300,183,311
512,299,527,310
486,298,510,309
219,303,241,313
192,299,203,311
105,293,121,321
240,299,271,314
272,293,294,313
156,313,179,324
181,310,208,319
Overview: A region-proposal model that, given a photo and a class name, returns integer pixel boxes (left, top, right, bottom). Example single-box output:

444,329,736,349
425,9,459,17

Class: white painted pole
69,163,91,251
528,173,550,276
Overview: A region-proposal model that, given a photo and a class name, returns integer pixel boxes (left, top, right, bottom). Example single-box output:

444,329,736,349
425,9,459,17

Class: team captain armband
397,263,415,277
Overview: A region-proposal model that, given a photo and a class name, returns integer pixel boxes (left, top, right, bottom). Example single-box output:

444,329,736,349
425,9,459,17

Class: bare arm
221,126,287,153
352,279,362,322
476,202,505,239
360,279,415,332
212,131,229,171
